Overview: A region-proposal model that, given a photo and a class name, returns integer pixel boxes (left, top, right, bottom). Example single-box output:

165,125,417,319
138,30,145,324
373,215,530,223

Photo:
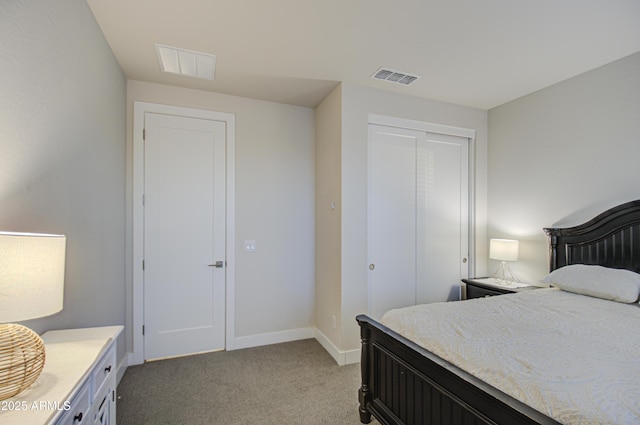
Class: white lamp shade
0,232,66,323
489,238,519,261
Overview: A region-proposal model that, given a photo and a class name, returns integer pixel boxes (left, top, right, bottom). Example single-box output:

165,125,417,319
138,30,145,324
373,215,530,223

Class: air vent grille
155,44,216,81
371,67,421,86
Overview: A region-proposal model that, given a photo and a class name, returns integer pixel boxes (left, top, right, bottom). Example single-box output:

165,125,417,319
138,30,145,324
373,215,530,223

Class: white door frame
131,101,236,365
368,113,477,280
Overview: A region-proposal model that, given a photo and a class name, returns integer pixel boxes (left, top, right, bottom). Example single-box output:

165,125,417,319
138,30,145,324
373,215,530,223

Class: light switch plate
243,240,256,252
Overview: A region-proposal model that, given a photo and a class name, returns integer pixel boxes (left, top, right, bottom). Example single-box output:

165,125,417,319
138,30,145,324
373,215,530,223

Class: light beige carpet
116,338,377,425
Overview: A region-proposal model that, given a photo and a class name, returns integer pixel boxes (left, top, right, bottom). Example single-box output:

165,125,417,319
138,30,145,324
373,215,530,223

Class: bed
357,200,640,425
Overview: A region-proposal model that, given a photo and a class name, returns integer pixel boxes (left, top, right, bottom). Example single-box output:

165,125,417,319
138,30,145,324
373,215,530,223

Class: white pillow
540,264,640,303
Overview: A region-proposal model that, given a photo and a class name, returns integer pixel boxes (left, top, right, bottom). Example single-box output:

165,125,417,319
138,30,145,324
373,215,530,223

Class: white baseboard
314,328,361,366
232,327,315,350
127,351,143,367
123,326,361,367
344,347,361,365
124,328,315,365
116,355,128,386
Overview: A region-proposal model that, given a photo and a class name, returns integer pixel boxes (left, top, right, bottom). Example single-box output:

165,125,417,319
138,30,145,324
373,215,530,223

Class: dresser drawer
90,380,113,425
55,381,90,425
466,283,507,299
90,345,116,402
463,278,540,300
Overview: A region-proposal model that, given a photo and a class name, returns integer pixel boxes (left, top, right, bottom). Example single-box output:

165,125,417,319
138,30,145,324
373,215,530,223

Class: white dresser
0,326,123,425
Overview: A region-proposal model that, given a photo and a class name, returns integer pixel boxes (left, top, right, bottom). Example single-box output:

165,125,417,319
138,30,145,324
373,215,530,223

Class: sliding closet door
368,125,422,320
416,132,469,304
368,124,469,320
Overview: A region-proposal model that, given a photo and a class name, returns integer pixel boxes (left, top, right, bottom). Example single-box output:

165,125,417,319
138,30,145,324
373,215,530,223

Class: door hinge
142,325,145,335
143,129,146,140
142,194,145,205
142,260,145,270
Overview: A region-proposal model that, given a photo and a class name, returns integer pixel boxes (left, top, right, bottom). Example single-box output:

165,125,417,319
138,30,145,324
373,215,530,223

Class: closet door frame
367,113,476,310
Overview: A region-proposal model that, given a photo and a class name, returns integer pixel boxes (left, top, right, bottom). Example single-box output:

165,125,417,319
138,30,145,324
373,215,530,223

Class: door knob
208,261,224,268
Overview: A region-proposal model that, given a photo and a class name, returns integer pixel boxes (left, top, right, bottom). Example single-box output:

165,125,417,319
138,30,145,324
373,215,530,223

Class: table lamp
0,232,66,400
489,238,518,282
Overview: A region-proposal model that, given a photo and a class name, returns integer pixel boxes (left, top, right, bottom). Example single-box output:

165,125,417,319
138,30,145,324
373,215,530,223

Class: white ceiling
87,0,640,110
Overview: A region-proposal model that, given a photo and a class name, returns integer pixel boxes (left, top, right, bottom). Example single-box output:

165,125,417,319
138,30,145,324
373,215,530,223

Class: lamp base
0,323,46,400
492,261,518,283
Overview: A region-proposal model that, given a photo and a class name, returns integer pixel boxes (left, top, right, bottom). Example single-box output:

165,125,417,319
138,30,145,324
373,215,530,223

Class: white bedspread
381,288,640,425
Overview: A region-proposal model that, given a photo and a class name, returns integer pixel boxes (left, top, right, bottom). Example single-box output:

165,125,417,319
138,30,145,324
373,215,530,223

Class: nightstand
462,277,541,300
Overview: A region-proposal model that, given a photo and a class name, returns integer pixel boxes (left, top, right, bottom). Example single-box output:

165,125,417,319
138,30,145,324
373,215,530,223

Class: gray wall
314,83,488,357
315,85,343,350
339,83,489,352
126,80,315,354
0,1,126,332
5,0,638,365
488,52,640,284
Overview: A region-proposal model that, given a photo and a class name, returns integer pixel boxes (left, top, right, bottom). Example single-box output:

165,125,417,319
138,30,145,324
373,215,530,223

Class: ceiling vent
155,44,216,81
371,67,421,86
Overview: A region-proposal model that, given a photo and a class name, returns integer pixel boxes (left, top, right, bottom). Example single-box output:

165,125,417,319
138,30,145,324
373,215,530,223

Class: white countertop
0,326,123,425
472,277,539,289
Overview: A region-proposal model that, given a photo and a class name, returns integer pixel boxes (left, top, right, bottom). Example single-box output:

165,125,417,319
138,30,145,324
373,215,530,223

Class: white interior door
368,123,469,320
143,112,226,360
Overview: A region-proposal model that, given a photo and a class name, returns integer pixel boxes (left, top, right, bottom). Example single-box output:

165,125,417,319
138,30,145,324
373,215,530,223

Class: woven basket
0,323,46,400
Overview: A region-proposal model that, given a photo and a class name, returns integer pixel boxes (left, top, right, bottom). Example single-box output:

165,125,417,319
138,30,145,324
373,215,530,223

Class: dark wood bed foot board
359,404,372,424
361,345,493,424
359,321,374,423
357,315,561,425
372,348,493,425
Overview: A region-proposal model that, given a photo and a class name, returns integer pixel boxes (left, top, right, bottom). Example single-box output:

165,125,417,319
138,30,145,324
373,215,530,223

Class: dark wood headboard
544,200,640,273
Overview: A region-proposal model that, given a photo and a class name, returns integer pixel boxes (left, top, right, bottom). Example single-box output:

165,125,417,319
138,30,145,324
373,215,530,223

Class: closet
367,121,471,319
